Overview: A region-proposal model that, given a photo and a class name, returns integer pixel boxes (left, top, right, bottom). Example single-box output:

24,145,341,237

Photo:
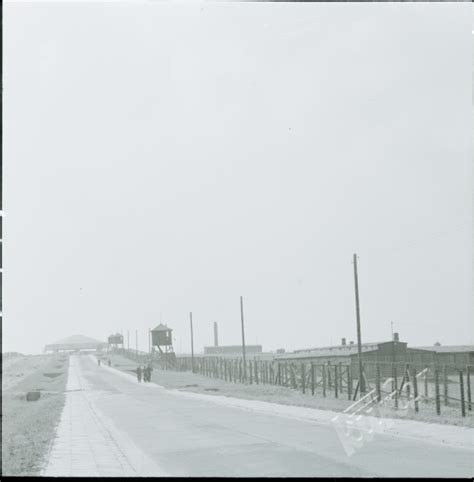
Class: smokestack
213,322,218,347
341,338,346,346
393,332,399,342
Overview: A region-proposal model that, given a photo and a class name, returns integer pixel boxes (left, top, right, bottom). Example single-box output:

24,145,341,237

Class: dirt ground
105,353,473,428
2,354,69,476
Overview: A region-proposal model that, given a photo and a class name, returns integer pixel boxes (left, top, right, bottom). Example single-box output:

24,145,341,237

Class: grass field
2,354,69,476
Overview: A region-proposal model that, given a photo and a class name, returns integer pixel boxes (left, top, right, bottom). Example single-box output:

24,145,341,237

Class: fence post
339,362,343,393
376,363,381,403
443,365,448,406
311,362,315,396
459,370,466,417
467,366,472,411
322,364,327,397
301,363,306,394
424,365,428,401
255,359,259,385
405,364,410,400
348,365,352,400
412,367,419,413
249,361,253,384
393,365,398,409
334,364,338,398
435,368,441,415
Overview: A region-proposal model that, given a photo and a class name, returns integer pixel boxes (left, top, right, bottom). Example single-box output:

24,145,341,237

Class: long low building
275,338,434,365
203,345,263,355
275,336,473,369
414,345,474,367
44,335,108,353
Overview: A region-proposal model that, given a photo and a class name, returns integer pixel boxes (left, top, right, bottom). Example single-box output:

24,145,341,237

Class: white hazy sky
4,2,473,355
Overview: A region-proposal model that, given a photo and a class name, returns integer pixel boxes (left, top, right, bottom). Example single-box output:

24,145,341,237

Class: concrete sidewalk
42,356,158,477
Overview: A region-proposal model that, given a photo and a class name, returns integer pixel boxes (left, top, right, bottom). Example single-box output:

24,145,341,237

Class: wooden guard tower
107,333,124,351
151,323,176,365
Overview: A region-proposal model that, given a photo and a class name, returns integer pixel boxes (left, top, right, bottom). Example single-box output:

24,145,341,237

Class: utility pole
240,296,247,381
190,312,195,373
391,321,396,364
135,329,138,359
353,253,365,394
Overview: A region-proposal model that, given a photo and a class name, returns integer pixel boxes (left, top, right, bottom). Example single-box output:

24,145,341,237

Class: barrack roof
49,334,106,346
414,345,474,354
276,342,381,360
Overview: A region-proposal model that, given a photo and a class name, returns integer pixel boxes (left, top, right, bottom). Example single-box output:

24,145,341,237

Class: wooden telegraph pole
190,312,195,373
135,329,138,359
240,296,247,381
353,253,365,394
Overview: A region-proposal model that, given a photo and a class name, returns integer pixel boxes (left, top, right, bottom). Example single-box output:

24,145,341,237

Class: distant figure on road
108,359,111,367
144,364,152,383
137,366,143,383
147,363,153,382
98,359,101,367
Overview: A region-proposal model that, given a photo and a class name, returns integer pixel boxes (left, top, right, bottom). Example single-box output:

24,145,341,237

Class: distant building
204,345,263,355
275,336,474,369
44,335,107,353
275,336,437,368
414,345,474,366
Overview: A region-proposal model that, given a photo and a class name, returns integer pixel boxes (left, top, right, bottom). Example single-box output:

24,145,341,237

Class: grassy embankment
104,353,473,428
2,354,69,476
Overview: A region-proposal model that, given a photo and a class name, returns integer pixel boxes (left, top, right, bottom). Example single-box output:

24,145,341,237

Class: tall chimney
213,322,218,347
393,332,399,342
341,338,346,346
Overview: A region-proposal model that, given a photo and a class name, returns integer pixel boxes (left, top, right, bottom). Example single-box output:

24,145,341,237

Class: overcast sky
4,2,472,355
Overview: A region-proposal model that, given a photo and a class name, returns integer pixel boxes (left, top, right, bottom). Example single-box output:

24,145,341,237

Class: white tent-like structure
44,334,107,353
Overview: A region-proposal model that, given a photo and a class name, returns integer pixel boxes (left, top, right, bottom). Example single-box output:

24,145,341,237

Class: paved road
44,355,473,477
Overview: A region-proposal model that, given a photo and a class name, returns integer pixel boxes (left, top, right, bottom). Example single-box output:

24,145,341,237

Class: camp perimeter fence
165,356,473,419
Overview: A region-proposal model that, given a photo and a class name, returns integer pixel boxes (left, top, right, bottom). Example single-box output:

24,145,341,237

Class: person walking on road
137,365,143,383
108,359,111,367
98,359,101,367
147,363,153,382
145,364,152,383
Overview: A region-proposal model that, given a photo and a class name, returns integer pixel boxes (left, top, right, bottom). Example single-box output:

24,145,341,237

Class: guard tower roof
152,323,172,332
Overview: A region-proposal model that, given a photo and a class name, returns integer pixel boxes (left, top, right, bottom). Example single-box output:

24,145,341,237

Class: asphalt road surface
43,355,473,477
